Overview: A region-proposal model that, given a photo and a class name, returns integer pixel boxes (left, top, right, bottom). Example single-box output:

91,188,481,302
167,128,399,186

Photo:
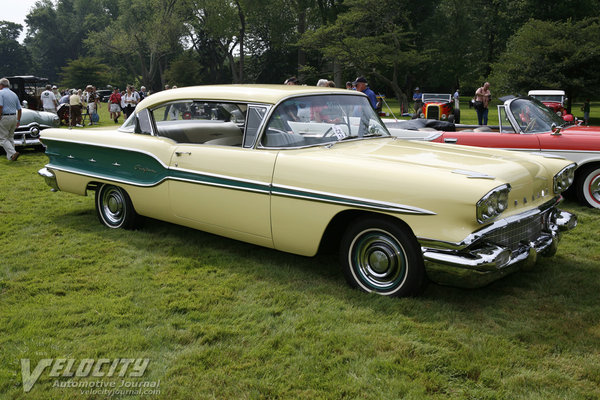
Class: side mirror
551,123,562,136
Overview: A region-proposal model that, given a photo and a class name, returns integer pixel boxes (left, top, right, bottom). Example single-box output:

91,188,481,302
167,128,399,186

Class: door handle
444,138,458,144
175,151,192,156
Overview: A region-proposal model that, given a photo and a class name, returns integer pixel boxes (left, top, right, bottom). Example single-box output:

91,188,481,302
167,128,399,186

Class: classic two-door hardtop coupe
386,96,600,209
38,85,577,297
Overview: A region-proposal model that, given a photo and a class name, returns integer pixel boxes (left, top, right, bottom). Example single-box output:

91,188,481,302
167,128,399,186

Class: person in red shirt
108,88,122,123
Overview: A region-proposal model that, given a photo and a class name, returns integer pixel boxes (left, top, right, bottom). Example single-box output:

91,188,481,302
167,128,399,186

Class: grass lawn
0,107,599,399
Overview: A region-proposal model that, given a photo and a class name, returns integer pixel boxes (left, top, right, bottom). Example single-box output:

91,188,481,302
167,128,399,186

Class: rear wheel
576,165,600,208
95,184,140,229
340,217,426,297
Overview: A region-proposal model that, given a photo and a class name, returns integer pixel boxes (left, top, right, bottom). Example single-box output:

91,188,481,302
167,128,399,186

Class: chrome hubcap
350,229,407,291
102,188,125,225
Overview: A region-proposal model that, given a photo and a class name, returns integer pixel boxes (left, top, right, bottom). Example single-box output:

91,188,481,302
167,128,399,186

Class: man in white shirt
40,84,58,114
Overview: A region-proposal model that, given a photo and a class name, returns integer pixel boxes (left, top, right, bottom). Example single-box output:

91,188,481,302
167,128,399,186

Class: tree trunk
234,0,245,83
297,6,306,82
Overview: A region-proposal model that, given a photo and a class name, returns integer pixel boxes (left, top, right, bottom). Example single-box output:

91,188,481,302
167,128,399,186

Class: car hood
20,108,60,127
273,138,567,220
562,124,600,136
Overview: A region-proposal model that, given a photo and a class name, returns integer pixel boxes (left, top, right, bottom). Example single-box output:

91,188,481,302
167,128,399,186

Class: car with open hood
38,85,576,296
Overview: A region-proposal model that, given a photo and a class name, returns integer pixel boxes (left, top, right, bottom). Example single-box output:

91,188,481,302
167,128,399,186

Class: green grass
1,143,599,398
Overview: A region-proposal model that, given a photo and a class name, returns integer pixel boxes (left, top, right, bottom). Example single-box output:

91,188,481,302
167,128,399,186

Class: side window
150,101,246,146
135,108,153,135
244,106,267,148
498,105,514,133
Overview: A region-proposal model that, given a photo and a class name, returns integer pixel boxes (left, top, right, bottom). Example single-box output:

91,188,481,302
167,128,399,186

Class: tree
490,18,600,110
301,0,427,109
87,0,186,91
0,21,31,75
25,0,113,80
58,57,111,88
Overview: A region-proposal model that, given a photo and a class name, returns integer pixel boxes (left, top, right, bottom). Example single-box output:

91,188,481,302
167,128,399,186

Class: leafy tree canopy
0,21,31,75
490,18,600,101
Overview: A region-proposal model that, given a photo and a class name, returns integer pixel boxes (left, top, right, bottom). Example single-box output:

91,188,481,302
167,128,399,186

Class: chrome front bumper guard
421,205,577,288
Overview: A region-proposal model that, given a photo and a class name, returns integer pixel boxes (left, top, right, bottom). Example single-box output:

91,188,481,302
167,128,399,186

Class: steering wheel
525,118,536,132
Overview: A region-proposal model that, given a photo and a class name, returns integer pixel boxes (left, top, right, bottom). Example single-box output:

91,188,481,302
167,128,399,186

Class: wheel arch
318,209,417,254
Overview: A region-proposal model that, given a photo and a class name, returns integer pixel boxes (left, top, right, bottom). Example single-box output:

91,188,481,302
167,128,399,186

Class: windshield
261,94,390,148
508,98,566,133
422,94,451,103
530,95,563,103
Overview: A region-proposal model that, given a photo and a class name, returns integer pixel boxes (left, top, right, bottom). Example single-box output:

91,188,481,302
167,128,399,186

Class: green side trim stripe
44,139,434,215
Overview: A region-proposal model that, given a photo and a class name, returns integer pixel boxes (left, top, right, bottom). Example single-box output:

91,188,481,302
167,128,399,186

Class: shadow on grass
48,202,600,352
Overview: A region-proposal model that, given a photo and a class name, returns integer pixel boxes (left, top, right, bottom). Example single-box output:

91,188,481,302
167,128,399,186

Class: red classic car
528,90,573,122
416,93,459,123
385,96,600,208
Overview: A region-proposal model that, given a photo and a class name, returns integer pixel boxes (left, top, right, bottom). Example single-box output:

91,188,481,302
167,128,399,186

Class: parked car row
38,85,578,297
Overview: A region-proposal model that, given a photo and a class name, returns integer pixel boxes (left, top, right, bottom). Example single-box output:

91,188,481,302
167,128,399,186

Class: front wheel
576,165,600,208
95,184,140,229
340,217,426,297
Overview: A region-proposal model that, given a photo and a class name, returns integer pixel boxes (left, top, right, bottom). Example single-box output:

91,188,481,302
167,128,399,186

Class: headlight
553,163,576,193
441,114,447,119
476,184,511,224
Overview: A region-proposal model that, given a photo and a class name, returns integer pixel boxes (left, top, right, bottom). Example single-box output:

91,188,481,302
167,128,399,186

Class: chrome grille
427,105,440,120
485,213,548,250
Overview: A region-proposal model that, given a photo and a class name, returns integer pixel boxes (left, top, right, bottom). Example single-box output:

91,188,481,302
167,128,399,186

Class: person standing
69,89,83,127
0,77,22,161
122,85,139,119
108,88,122,123
353,76,377,109
453,88,460,109
413,87,423,115
138,86,147,101
52,85,60,101
84,85,99,125
474,82,491,125
40,84,58,114
582,99,591,126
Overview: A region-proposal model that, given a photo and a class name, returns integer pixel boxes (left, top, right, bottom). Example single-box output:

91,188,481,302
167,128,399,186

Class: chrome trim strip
452,169,496,179
170,166,272,189
272,184,437,215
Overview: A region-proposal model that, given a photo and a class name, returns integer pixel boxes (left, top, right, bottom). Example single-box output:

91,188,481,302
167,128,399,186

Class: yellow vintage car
38,85,577,296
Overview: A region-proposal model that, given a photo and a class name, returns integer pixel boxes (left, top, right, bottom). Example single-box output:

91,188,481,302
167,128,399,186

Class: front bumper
15,124,45,147
420,198,577,288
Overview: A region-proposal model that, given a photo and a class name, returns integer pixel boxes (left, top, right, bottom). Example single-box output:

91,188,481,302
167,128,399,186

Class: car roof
137,84,364,110
527,90,565,96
